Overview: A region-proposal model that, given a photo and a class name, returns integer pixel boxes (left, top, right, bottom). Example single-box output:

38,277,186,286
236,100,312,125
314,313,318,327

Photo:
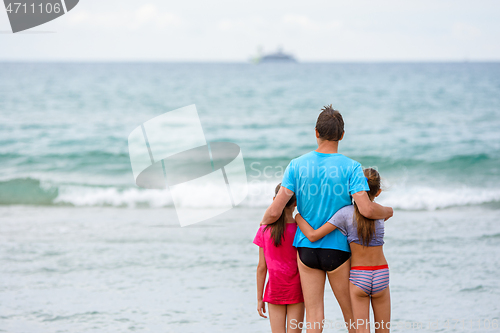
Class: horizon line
1,59,499,64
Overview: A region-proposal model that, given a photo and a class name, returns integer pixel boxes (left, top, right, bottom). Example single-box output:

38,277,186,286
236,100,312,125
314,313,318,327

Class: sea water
0,62,499,332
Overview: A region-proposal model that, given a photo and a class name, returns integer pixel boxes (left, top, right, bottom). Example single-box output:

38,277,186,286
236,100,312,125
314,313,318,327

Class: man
261,105,393,333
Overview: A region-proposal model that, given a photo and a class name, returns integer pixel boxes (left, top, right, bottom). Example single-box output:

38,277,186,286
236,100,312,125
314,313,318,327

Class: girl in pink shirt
254,183,304,333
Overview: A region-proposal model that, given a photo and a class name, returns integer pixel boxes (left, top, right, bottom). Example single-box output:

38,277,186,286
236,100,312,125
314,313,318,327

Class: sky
0,0,499,61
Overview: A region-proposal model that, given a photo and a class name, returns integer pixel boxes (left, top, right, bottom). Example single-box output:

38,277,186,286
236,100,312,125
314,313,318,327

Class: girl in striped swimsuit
295,168,390,333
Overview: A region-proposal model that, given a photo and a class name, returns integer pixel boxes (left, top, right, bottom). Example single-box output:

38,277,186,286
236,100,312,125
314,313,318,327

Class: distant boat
251,47,297,64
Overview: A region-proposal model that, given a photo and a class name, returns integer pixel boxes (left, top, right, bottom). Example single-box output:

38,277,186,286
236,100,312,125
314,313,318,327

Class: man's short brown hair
315,105,344,141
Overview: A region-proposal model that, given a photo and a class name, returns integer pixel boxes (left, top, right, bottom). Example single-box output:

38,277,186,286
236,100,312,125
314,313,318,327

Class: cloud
131,4,183,29
214,14,342,41
2,0,498,61
67,4,184,31
452,22,481,39
216,17,266,32
282,14,342,32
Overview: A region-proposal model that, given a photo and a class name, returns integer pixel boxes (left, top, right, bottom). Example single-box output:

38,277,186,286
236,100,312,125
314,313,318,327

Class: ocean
1,62,499,332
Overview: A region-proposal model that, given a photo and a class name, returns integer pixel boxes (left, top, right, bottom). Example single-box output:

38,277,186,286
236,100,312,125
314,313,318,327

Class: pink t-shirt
254,223,304,305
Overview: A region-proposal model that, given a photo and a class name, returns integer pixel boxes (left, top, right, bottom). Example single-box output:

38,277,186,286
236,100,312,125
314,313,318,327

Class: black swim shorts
297,247,351,272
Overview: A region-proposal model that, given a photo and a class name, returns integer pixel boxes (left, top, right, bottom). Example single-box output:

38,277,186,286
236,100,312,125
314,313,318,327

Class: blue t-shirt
281,151,369,251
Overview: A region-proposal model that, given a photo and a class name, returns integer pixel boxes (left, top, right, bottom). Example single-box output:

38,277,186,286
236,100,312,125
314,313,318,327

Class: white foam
379,185,500,210
53,182,500,211
53,181,268,208
54,186,173,208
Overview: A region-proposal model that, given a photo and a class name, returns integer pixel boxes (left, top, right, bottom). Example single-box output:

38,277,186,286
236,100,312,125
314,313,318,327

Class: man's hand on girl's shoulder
384,207,393,221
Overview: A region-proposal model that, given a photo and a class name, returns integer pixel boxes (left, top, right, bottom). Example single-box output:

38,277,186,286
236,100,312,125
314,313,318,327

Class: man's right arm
352,191,393,220
260,186,295,225
261,160,296,225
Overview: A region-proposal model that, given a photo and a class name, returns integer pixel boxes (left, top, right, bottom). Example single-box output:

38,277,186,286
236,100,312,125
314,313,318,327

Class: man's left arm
352,191,393,220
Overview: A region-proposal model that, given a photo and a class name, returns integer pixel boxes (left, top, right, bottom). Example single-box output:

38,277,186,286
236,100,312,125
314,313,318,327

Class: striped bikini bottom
349,264,389,295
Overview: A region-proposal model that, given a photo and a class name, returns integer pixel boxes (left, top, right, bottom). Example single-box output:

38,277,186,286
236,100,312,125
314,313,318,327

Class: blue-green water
1,62,500,210
0,63,499,332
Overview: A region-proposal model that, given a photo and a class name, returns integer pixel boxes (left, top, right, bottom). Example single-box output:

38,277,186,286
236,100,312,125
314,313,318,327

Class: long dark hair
353,168,381,246
265,183,296,247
